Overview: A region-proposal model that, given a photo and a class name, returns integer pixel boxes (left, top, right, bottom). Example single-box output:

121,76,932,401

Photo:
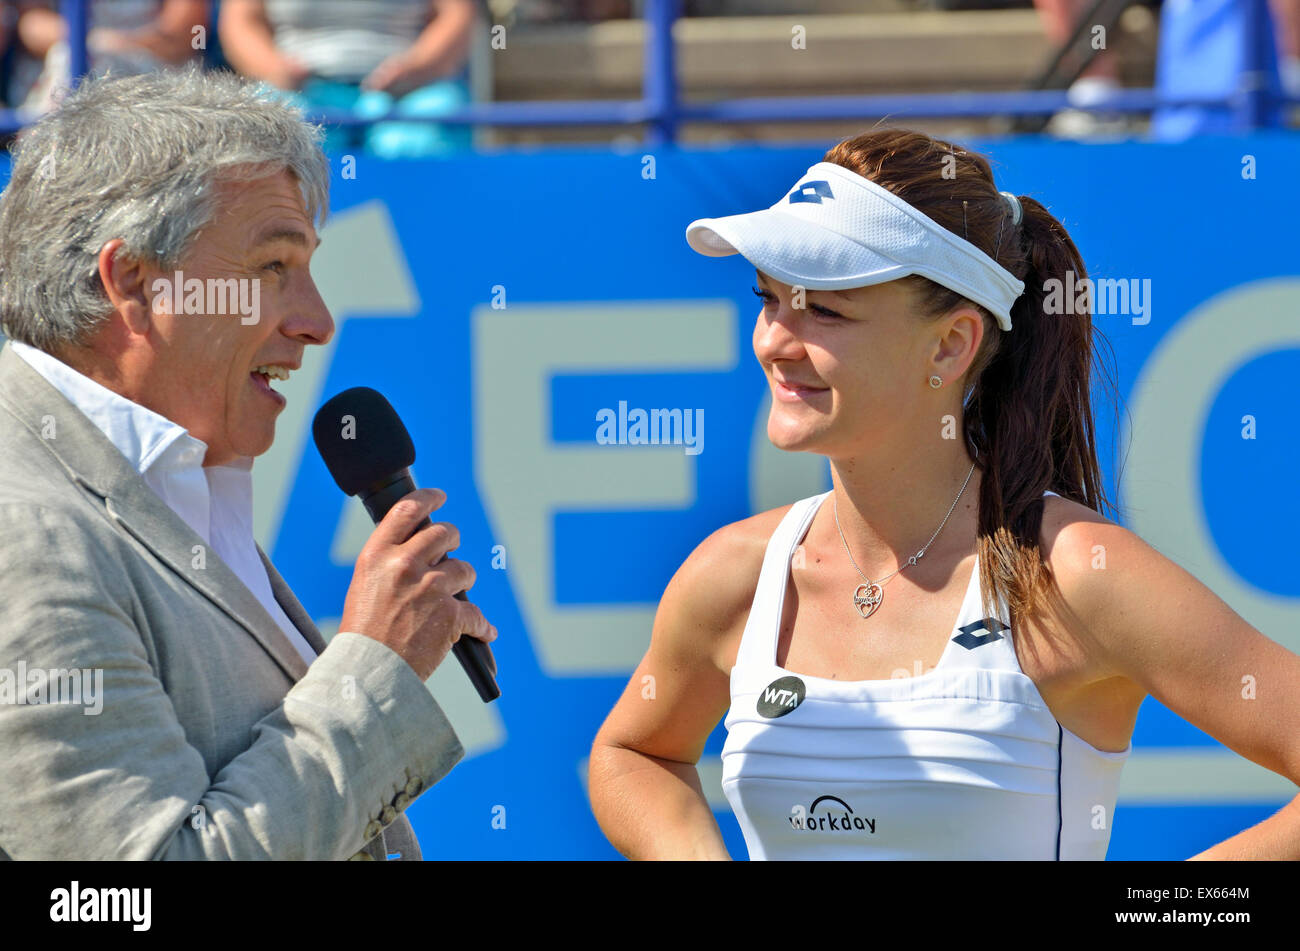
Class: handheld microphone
312,386,500,703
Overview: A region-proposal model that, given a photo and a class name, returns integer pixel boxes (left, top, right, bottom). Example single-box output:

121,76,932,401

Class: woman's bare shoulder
1038,492,1123,572
1034,492,1148,683
654,502,799,660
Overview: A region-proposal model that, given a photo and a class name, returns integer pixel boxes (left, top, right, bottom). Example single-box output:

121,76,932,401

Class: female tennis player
588,128,1300,860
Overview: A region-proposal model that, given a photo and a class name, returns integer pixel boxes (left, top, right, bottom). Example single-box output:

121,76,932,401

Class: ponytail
966,196,1120,627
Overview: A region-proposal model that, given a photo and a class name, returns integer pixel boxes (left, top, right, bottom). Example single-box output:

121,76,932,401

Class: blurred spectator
1272,0,1300,97
1152,0,1284,139
11,1,207,116
219,0,478,157
1032,0,1125,137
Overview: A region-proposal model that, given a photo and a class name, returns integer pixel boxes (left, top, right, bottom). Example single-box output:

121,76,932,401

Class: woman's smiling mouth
772,373,829,403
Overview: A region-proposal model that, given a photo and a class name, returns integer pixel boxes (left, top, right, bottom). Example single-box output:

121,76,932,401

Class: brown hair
822,128,1122,629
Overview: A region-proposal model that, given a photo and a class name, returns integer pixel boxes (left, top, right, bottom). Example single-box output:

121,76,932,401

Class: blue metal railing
0,0,1286,141
64,0,89,84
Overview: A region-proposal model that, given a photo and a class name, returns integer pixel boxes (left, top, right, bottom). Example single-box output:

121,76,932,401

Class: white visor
685,161,1024,331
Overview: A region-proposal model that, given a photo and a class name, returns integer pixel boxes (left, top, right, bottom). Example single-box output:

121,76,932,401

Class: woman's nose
753,305,805,362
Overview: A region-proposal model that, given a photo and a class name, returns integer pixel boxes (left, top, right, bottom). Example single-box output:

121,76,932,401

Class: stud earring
928,375,943,389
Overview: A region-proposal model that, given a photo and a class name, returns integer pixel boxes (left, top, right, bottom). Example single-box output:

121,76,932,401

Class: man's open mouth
250,364,292,400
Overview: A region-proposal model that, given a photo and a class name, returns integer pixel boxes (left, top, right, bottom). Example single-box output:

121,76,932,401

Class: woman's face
751,269,981,461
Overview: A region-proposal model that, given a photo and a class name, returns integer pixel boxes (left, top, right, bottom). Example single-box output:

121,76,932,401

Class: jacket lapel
0,342,311,683
259,546,329,656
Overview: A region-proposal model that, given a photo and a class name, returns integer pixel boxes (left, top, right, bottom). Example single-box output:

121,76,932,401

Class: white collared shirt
10,340,318,665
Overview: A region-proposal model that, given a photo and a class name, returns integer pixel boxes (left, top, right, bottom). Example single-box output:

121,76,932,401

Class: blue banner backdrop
6,133,1297,859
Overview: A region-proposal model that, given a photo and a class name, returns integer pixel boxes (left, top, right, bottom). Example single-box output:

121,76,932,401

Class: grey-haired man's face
117,170,334,465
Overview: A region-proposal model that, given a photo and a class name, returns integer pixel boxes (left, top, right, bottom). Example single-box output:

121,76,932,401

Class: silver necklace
832,462,976,620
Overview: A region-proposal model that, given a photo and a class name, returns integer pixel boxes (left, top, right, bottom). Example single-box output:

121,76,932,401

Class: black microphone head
312,386,415,496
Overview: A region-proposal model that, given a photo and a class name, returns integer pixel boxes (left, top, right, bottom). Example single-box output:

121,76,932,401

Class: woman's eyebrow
755,269,852,302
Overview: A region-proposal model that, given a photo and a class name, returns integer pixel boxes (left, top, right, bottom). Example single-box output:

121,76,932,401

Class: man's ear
96,239,155,336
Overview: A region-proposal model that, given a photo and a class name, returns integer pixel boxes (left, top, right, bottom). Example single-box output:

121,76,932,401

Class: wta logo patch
757,675,805,718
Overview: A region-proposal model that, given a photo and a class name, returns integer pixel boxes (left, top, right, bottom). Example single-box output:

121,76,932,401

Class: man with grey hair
0,65,496,859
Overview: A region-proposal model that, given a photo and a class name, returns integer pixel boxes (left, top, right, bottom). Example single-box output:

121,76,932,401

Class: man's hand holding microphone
340,487,496,683
314,386,501,701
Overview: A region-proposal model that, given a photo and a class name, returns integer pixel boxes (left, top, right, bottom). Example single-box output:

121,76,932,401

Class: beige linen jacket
0,341,464,859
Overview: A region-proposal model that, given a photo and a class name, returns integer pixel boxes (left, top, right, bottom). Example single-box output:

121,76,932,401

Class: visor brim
685,208,910,291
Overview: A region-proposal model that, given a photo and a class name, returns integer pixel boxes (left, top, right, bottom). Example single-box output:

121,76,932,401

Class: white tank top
721,490,1131,860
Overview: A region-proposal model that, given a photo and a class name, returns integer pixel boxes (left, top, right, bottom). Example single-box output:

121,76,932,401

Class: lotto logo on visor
788,180,834,205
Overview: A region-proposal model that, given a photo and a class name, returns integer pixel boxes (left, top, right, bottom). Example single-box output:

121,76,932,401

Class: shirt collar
8,338,210,477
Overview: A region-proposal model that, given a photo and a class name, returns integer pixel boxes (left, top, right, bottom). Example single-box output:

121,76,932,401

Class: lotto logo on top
953,616,1008,650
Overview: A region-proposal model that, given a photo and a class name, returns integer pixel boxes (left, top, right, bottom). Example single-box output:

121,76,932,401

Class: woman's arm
588,742,731,860
217,0,308,89
1045,504,1300,859
589,515,776,860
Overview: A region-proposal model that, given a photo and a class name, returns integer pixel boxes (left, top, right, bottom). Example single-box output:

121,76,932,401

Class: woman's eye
751,286,841,319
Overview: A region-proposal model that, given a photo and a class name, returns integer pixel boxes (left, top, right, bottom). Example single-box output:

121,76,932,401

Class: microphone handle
362,472,501,703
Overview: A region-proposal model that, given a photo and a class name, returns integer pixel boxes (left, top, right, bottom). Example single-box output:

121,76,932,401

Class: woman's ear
932,304,984,381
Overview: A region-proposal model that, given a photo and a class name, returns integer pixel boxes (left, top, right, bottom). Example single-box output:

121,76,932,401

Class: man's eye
263,261,285,274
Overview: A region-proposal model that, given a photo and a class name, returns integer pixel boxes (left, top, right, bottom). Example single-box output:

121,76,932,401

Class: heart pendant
853,583,883,619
